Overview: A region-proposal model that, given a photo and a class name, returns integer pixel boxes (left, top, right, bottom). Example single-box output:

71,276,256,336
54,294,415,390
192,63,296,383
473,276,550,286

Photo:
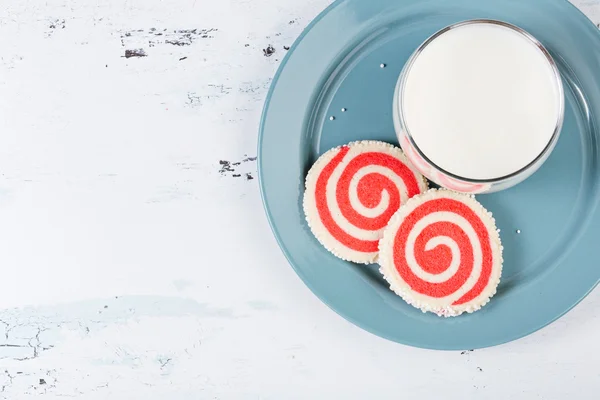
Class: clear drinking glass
393,19,564,194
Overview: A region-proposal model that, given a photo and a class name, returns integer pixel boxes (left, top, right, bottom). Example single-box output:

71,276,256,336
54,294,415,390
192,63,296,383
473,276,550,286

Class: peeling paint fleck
124,49,147,58
263,45,275,57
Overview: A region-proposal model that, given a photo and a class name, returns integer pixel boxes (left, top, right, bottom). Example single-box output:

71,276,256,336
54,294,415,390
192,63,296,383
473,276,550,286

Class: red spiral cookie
378,189,503,316
303,141,428,264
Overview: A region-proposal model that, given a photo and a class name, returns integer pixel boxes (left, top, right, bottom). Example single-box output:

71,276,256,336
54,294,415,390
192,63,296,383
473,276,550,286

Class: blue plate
258,0,600,349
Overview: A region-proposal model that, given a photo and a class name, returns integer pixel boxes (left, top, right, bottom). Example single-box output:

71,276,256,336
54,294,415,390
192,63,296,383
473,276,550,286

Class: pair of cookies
303,141,503,317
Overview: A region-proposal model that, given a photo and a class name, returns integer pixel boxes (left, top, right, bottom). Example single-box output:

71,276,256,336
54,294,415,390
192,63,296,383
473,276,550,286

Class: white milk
402,22,562,180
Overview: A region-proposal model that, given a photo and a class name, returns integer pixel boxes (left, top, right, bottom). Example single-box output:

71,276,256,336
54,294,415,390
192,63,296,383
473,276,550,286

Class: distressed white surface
0,0,599,398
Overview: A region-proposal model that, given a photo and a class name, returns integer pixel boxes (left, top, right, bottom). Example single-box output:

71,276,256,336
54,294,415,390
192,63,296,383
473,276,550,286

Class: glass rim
397,18,565,184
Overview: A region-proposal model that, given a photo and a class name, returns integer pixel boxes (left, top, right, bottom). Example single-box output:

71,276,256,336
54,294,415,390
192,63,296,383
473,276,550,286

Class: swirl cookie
378,189,503,316
303,141,427,264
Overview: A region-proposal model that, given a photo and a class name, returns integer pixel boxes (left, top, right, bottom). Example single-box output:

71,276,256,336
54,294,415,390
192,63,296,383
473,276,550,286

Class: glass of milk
393,19,564,194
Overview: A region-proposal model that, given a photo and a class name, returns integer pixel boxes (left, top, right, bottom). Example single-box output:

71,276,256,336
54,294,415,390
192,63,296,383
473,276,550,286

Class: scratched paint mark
146,186,194,203
0,297,238,395
177,162,201,171
218,157,257,179
263,45,275,57
48,19,65,30
186,84,232,107
219,160,234,174
120,28,217,49
238,80,271,93
124,49,147,58
157,356,172,370
45,19,66,38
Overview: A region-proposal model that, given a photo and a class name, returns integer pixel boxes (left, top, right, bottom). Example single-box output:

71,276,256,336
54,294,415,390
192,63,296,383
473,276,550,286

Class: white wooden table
0,0,598,398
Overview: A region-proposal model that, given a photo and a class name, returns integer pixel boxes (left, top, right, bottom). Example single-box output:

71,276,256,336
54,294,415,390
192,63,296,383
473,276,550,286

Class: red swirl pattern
392,198,493,305
399,135,431,175
400,135,489,194
315,146,422,253
435,172,489,194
